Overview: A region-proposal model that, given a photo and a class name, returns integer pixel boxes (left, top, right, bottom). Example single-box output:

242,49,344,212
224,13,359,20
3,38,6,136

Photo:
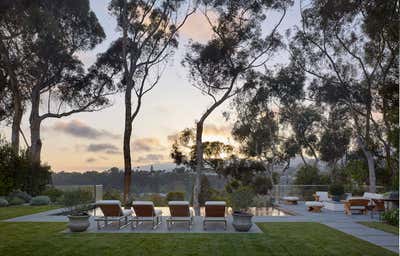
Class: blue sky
1,0,302,171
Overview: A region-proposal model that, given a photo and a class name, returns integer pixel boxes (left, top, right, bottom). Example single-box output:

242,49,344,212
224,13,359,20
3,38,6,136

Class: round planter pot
67,215,90,232
232,211,253,232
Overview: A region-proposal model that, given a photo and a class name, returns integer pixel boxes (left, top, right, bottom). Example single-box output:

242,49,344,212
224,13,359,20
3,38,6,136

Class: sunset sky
0,0,302,172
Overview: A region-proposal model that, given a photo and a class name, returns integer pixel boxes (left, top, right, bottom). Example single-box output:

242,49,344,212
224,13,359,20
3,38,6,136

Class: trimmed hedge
9,197,25,205
0,198,8,207
30,196,51,206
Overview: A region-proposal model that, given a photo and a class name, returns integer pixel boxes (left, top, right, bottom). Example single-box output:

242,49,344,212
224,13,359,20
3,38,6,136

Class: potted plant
63,189,93,232
67,205,92,232
329,184,344,202
230,186,255,232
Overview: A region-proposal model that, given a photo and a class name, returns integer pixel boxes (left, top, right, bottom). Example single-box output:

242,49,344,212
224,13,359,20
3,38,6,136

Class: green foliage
382,209,399,226
8,190,32,203
9,197,25,205
42,187,63,203
30,196,50,206
219,157,273,195
103,189,122,202
342,160,369,185
229,186,255,212
166,191,185,202
0,139,51,196
148,194,166,206
294,165,326,185
328,184,344,196
62,189,93,208
0,198,8,207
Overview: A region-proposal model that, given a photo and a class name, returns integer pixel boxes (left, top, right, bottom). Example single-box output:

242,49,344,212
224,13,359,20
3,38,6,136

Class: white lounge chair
314,191,331,202
95,200,132,229
203,201,227,230
131,201,162,229
166,201,193,230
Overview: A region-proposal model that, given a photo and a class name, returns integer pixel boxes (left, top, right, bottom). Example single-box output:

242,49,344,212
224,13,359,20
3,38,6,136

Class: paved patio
3,203,399,253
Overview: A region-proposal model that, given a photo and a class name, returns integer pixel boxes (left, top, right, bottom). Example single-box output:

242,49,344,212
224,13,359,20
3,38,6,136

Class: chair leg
203,221,206,230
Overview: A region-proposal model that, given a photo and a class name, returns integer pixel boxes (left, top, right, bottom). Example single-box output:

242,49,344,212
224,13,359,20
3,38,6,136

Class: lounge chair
95,200,132,229
344,197,370,215
305,201,324,212
203,201,227,230
166,201,193,230
313,191,331,202
131,201,162,229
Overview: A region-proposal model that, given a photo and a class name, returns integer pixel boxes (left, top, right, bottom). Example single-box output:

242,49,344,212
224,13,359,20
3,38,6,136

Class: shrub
329,184,344,196
0,198,8,207
42,187,63,202
294,165,326,185
103,189,122,201
166,191,185,202
30,196,50,205
229,186,255,212
9,197,25,205
8,190,32,203
148,194,166,206
382,209,399,226
62,189,93,208
0,139,51,195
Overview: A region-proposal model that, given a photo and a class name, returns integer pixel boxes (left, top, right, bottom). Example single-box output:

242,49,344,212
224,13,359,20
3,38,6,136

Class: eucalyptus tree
0,0,32,151
103,0,196,203
0,0,114,167
232,62,306,179
184,0,293,214
170,127,233,171
289,0,399,191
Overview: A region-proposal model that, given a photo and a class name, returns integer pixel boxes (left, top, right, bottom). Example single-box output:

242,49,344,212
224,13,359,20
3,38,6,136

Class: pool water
90,206,290,217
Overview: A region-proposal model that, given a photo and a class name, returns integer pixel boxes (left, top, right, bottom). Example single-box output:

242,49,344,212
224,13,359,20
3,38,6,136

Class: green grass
358,222,399,235
0,207,396,256
0,205,60,221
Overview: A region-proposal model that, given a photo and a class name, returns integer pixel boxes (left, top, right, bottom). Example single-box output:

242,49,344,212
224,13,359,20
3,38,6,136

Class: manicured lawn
359,221,399,235
0,207,396,256
0,205,60,221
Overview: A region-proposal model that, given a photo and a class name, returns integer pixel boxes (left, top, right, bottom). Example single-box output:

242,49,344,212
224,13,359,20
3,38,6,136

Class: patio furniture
305,201,324,212
131,201,162,229
344,198,370,215
166,201,193,230
282,196,299,205
203,201,227,230
370,199,385,219
95,200,132,229
313,191,331,202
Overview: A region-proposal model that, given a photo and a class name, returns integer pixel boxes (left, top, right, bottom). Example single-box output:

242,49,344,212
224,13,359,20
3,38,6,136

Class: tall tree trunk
357,137,376,192
29,88,41,165
123,84,132,205
11,90,23,152
193,121,204,216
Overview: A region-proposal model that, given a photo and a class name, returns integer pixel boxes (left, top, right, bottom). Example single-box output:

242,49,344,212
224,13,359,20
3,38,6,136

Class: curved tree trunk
123,85,133,205
11,91,23,152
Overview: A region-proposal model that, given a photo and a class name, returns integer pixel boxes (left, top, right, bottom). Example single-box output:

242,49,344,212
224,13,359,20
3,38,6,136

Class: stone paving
3,203,399,253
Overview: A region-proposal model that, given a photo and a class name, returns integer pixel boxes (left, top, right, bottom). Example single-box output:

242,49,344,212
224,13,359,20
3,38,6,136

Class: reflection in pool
90,206,290,217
